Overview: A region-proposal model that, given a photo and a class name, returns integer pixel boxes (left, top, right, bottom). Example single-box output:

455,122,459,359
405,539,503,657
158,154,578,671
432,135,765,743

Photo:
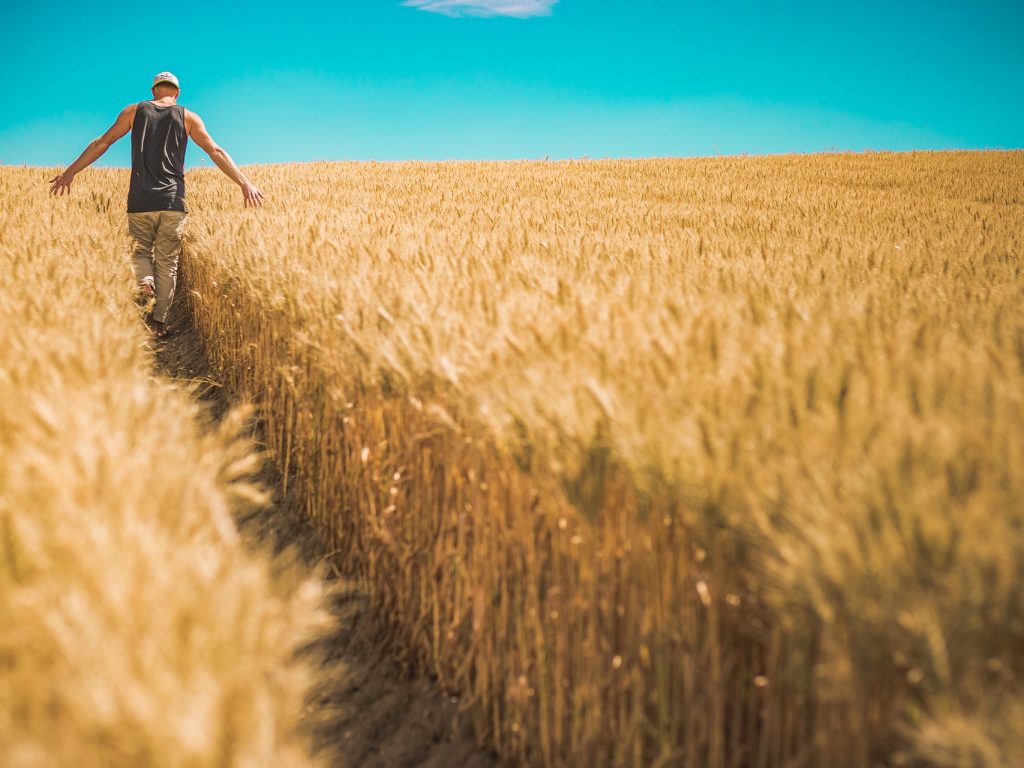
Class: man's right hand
242,183,265,208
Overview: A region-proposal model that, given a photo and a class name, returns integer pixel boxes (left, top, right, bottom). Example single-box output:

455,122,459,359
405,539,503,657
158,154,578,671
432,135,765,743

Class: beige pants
127,211,187,323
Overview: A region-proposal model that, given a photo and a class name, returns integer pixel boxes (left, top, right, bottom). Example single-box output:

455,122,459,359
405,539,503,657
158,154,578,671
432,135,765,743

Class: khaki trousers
127,211,187,324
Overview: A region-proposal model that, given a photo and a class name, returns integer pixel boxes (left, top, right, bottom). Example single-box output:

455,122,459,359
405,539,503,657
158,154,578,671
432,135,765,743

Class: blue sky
1,0,1021,166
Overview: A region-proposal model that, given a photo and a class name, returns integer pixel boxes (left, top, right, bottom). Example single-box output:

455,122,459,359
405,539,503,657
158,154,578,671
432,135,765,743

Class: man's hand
49,170,75,196
242,183,265,208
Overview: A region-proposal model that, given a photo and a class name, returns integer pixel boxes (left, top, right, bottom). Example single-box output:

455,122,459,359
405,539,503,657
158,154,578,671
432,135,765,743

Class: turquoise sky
1,0,1021,166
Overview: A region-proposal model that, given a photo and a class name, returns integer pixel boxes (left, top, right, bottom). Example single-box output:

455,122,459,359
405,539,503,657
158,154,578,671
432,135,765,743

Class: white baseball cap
152,71,180,89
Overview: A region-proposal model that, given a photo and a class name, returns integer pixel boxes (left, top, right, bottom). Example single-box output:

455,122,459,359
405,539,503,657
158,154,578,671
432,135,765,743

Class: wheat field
2,152,1022,767
0,167,325,767
179,152,1023,766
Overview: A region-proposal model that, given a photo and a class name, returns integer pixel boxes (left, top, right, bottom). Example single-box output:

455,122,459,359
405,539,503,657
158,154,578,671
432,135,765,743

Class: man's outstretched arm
186,110,264,207
50,105,134,195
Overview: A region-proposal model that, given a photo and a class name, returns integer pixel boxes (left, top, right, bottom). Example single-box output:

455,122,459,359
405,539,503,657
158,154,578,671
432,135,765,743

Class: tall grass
0,167,325,767
189,153,1019,765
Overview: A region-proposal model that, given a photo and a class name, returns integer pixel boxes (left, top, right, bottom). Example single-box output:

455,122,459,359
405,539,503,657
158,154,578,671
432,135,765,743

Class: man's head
151,71,180,99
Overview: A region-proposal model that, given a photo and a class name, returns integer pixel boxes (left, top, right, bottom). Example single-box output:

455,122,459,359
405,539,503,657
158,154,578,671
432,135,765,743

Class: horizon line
5,147,1021,170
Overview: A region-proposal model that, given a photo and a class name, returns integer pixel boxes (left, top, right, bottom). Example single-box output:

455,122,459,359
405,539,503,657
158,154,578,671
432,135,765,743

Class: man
49,71,264,338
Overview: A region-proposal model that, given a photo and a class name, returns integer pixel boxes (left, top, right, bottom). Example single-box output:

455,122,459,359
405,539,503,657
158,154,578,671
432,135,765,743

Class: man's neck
151,97,178,106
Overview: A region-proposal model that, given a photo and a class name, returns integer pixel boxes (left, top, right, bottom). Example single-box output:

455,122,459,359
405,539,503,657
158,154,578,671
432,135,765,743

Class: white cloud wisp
402,0,557,18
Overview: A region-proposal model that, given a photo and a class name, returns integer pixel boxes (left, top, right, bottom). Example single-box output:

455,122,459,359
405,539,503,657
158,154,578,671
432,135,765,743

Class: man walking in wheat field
49,72,264,338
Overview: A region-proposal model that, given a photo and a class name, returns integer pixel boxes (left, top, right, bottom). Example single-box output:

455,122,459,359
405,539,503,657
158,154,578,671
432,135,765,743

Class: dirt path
150,293,495,768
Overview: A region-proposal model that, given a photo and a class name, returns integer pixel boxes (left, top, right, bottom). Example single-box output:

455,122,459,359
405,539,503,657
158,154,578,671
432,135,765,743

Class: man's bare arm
186,110,264,207
50,105,135,196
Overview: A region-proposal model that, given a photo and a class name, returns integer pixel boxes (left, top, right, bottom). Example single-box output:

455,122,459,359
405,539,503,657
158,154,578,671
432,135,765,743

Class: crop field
0,168,324,766
2,151,1022,767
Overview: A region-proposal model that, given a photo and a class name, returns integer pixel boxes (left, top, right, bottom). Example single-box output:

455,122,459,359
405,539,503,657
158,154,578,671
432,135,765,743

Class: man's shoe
136,282,155,306
149,319,173,340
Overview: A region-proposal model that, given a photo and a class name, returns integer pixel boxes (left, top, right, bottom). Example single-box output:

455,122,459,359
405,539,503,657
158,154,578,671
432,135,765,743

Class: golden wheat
8,150,1020,767
0,167,325,767
177,152,1023,767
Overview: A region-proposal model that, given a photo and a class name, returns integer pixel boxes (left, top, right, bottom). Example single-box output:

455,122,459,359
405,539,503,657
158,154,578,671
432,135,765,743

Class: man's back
128,100,189,214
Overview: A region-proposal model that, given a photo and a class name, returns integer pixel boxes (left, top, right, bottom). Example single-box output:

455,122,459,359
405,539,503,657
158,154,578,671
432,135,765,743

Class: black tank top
127,101,188,213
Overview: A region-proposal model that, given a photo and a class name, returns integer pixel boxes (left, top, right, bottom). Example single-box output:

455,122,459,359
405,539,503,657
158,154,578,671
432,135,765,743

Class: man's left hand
242,183,265,208
49,171,74,196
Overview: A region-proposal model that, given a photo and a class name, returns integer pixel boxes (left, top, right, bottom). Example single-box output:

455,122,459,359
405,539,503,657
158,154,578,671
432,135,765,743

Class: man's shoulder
181,107,202,128
115,103,140,129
